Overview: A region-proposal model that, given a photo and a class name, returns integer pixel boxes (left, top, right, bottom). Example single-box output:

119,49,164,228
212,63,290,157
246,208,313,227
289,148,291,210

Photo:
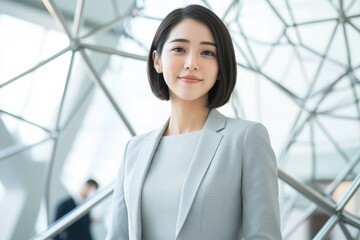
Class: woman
106,4,281,240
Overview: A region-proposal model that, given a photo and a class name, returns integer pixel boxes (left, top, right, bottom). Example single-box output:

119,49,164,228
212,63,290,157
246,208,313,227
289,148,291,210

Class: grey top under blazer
106,109,282,240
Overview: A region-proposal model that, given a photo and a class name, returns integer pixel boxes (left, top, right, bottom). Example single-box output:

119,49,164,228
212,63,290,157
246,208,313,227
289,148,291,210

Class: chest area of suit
124,135,244,205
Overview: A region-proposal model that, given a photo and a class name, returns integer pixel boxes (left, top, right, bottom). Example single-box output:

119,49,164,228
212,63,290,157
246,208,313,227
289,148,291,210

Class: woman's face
153,19,219,105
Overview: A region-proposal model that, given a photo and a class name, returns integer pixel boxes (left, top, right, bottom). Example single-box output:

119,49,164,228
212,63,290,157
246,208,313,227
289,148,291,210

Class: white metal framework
0,0,359,239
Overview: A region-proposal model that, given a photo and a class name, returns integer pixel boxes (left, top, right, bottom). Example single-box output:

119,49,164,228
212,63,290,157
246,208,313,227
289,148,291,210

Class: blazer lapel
130,121,168,239
175,109,226,237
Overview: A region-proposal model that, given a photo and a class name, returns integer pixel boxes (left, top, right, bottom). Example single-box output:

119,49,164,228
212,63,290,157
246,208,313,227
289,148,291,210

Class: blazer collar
130,119,168,239
130,109,226,239
203,108,226,132
175,109,225,236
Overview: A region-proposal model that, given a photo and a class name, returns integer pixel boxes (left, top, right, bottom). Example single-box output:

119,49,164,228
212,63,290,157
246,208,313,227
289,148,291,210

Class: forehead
166,19,215,43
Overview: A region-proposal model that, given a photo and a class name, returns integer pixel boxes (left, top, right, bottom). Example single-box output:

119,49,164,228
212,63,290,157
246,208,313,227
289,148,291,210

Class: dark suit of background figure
54,196,93,240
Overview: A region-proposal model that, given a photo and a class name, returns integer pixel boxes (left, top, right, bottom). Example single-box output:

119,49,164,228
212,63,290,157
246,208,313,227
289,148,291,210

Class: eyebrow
168,38,217,47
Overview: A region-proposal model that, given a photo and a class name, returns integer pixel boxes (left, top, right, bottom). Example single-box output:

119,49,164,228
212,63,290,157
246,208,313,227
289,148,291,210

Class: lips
178,75,202,83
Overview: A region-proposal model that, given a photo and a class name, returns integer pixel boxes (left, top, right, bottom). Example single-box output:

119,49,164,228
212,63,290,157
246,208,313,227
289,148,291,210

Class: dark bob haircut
86,179,99,189
147,4,237,109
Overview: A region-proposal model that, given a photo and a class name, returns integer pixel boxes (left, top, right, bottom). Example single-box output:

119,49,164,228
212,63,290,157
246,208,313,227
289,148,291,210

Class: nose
184,53,199,70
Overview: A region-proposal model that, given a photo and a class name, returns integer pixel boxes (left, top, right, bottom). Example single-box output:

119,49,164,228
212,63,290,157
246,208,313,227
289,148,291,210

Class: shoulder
225,116,255,129
57,196,75,206
55,196,76,215
225,118,276,164
222,115,269,139
126,127,159,149
123,125,165,160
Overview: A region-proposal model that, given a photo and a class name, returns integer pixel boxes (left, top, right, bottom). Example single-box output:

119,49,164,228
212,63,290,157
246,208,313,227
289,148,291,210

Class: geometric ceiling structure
0,0,359,239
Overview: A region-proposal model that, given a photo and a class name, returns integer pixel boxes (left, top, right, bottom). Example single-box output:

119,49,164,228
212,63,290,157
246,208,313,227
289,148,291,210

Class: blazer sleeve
242,123,282,239
106,141,130,240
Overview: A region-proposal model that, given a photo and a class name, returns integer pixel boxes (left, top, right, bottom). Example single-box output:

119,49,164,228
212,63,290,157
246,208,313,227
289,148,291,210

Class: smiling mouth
178,75,202,83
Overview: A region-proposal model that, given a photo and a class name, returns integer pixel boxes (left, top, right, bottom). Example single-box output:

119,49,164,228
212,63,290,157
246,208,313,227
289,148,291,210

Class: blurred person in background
54,179,99,240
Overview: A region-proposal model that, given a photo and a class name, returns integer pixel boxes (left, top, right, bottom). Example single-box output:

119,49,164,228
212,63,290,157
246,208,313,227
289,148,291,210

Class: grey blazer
106,109,282,240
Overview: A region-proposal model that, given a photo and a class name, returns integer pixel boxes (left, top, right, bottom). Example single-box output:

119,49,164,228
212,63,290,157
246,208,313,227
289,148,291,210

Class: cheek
162,55,182,72
214,65,219,77
207,62,219,79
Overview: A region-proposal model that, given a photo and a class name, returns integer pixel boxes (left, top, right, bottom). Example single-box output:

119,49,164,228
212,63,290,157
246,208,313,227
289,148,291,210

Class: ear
153,50,163,73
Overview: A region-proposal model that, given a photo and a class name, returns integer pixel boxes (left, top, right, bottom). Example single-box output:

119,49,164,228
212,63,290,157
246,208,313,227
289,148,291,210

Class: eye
171,47,185,53
202,50,216,57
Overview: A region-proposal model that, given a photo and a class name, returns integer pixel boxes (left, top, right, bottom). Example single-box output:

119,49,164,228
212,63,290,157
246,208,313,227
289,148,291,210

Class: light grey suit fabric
106,109,282,240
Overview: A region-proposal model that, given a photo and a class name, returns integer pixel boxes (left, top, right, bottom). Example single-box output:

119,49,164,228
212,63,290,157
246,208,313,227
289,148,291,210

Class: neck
165,97,210,136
